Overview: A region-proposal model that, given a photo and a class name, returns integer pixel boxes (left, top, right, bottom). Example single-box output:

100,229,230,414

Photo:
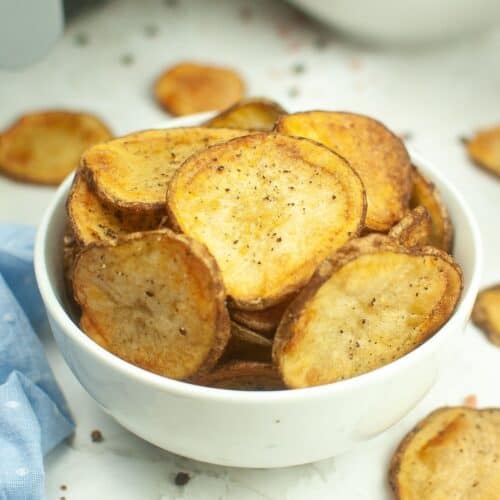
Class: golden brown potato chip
220,322,273,364
471,284,500,346
67,174,164,246
229,298,292,336
388,206,432,248
273,235,463,388
154,62,245,116
81,127,249,213
389,407,500,500
205,98,285,131
0,111,111,185
277,111,412,232
465,124,500,178
167,133,366,310
196,361,285,390
73,229,230,379
410,166,453,252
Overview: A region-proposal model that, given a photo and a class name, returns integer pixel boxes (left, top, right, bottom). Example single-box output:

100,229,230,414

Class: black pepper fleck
174,472,191,486
91,430,103,442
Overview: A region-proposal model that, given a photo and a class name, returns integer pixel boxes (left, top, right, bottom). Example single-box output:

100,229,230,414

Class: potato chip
205,98,285,131
410,166,453,252
273,235,463,388
220,322,273,363
388,206,432,248
167,133,366,310
466,124,500,178
154,62,245,116
231,322,272,347
196,361,284,390
67,174,164,246
229,297,292,336
471,284,500,346
73,230,230,379
0,111,111,185
389,407,500,500
81,127,249,213
277,111,412,231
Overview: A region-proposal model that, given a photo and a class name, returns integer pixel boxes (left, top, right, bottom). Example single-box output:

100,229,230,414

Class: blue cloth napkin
0,225,74,500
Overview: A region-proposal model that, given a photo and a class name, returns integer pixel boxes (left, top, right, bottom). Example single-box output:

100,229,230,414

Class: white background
0,1,499,498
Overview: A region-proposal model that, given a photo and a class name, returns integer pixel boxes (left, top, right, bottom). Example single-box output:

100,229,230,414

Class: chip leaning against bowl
61,105,463,390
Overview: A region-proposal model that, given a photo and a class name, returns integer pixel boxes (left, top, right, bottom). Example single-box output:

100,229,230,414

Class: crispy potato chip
67,174,164,246
229,297,293,336
220,322,273,363
466,124,500,178
388,206,432,248
273,235,463,388
410,166,453,252
167,133,366,310
231,322,273,347
196,361,285,390
154,62,245,116
277,111,412,232
81,127,249,213
0,111,111,185
73,229,230,379
471,284,500,346
389,407,500,500
205,98,285,131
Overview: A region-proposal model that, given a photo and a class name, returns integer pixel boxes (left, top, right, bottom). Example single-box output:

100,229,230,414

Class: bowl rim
34,114,483,404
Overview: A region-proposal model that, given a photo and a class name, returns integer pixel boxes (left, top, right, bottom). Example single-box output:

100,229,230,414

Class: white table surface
1,1,499,498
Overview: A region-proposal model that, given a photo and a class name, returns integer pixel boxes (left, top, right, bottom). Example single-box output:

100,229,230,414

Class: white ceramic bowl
34,115,482,468
289,0,500,45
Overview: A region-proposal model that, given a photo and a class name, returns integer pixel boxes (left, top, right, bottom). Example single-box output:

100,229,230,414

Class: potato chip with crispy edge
154,62,245,116
389,407,500,500
81,127,249,213
410,166,453,252
465,124,500,178
388,206,432,248
167,132,366,311
67,174,164,246
0,110,112,185
205,98,286,131
195,361,285,390
273,234,463,388
73,229,230,380
231,321,272,347
277,111,412,232
220,322,273,364
229,296,294,336
471,284,500,346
